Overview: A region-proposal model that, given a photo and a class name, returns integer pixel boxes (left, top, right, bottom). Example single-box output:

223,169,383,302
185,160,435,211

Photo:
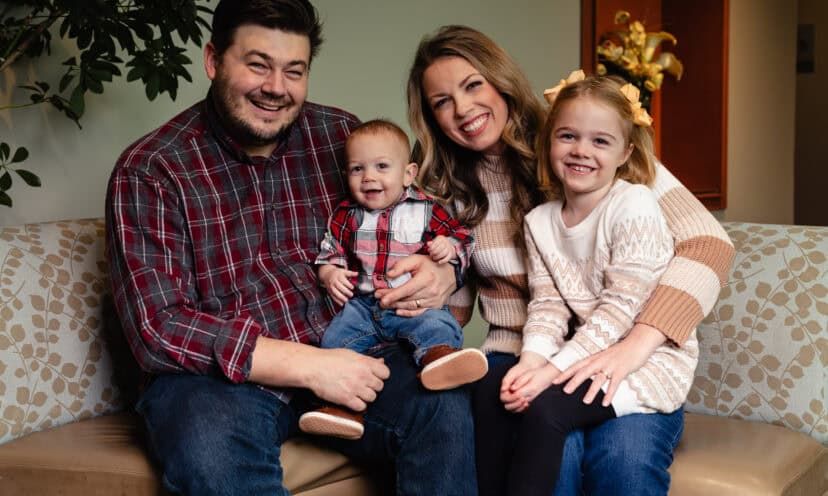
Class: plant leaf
11,147,29,164
15,170,41,187
70,85,86,118
59,72,75,93
0,172,11,191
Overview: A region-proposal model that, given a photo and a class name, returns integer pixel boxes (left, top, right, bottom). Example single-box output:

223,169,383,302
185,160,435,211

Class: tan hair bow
543,69,585,104
543,69,653,128
619,83,653,127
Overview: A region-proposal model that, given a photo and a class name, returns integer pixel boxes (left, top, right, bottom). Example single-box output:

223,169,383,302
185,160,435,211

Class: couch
0,218,825,495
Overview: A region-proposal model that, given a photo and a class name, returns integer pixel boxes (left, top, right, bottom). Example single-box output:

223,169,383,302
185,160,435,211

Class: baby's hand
318,265,358,306
427,236,456,264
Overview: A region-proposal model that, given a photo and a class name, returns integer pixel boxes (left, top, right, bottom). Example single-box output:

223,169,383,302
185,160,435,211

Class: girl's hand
427,236,456,264
499,351,549,408
318,265,358,306
374,255,455,316
503,364,561,412
553,323,667,406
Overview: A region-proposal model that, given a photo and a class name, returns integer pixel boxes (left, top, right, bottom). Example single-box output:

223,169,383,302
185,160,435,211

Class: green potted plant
0,0,213,207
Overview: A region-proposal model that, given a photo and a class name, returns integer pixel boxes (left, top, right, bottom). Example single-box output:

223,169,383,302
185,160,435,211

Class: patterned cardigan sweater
523,180,694,414
449,155,735,361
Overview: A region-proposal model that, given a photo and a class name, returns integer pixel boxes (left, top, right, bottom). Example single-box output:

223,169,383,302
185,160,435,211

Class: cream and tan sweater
450,155,735,359
524,179,695,414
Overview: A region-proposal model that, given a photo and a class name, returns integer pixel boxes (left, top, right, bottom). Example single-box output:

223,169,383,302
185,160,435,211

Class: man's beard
211,76,296,148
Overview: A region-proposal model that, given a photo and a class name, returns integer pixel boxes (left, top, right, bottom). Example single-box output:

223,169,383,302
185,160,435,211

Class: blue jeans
137,344,477,496
483,353,684,496
322,295,463,365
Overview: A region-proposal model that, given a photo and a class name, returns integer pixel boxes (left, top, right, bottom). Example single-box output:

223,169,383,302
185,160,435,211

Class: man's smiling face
205,25,311,157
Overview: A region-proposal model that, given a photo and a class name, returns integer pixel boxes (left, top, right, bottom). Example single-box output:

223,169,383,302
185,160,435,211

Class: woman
406,25,734,495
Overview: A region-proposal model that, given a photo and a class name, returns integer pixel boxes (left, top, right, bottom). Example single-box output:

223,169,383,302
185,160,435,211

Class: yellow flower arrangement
596,11,683,107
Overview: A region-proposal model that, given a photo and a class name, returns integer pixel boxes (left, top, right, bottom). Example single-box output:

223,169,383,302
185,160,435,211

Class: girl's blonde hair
406,25,545,239
537,76,656,201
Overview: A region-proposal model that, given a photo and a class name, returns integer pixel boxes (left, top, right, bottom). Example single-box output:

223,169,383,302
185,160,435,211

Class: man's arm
108,167,389,404
107,167,263,383
249,337,388,411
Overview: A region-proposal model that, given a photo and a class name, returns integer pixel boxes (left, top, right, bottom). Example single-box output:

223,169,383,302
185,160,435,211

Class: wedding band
601,370,612,380
415,299,421,308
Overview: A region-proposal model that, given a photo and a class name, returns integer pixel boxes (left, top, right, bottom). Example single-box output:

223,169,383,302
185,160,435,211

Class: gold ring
601,370,612,380
415,299,421,308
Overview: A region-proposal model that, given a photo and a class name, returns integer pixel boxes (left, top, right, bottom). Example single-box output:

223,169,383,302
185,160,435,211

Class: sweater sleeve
551,186,674,372
637,162,736,346
521,216,570,359
449,275,476,327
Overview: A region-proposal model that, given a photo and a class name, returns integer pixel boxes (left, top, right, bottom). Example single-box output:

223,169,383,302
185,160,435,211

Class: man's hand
427,235,457,264
374,254,455,317
304,348,390,411
250,337,390,411
318,264,357,306
552,323,667,406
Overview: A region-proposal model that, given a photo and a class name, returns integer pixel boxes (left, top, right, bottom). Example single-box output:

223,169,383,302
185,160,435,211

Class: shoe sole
299,411,364,440
420,348,488,391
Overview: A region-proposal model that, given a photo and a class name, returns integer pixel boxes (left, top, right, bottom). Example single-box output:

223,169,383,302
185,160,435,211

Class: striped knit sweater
524,180,695,414
449,154,735,357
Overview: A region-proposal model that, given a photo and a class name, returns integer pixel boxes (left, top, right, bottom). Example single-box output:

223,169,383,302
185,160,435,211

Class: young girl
473,72,699,496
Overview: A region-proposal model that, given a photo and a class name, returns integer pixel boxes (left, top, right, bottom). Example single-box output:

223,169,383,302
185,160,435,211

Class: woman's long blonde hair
407,25,545,243
537,76,656,201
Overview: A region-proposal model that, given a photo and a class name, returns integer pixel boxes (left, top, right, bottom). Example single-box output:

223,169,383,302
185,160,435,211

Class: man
105,1,475,494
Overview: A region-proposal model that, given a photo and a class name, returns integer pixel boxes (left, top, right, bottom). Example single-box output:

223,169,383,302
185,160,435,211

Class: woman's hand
374,254,456,316
552,323,667,406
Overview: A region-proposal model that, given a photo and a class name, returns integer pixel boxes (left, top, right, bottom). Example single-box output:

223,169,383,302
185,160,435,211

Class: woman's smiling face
422,56,508,155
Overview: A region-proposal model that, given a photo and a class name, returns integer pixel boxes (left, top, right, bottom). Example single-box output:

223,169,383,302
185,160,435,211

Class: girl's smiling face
550,96,633,204
422,56,509,155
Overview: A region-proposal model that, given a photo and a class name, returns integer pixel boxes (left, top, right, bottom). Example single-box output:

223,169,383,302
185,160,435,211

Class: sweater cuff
521,333,560,360
549,344,584,372
635,285,703,346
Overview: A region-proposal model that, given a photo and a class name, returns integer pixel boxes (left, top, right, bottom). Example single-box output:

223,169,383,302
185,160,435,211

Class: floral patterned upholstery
0,219,826,449
0,219,121,445
689,223,828,445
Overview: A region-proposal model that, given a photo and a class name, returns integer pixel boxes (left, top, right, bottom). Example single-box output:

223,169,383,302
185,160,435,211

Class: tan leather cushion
0,413,378,496
670,413,828,496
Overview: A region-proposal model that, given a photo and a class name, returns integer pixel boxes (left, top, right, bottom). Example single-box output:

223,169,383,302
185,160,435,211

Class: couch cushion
0,219,122,446
0,413,378,495
691,223,828,445
670,413,828,496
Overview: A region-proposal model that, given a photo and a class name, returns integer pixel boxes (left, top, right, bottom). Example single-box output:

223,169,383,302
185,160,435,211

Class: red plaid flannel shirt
106,95,359,393
316,187,473,294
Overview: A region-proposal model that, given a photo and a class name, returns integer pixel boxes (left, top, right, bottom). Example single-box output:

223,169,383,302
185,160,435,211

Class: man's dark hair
210,0,323,61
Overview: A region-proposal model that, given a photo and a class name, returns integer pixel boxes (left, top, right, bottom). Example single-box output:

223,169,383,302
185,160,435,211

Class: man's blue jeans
136,344,477,495
483,353,684,496
322,295,463,365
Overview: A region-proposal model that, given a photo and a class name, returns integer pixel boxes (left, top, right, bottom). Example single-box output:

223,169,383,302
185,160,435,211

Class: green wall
0,0,580,226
